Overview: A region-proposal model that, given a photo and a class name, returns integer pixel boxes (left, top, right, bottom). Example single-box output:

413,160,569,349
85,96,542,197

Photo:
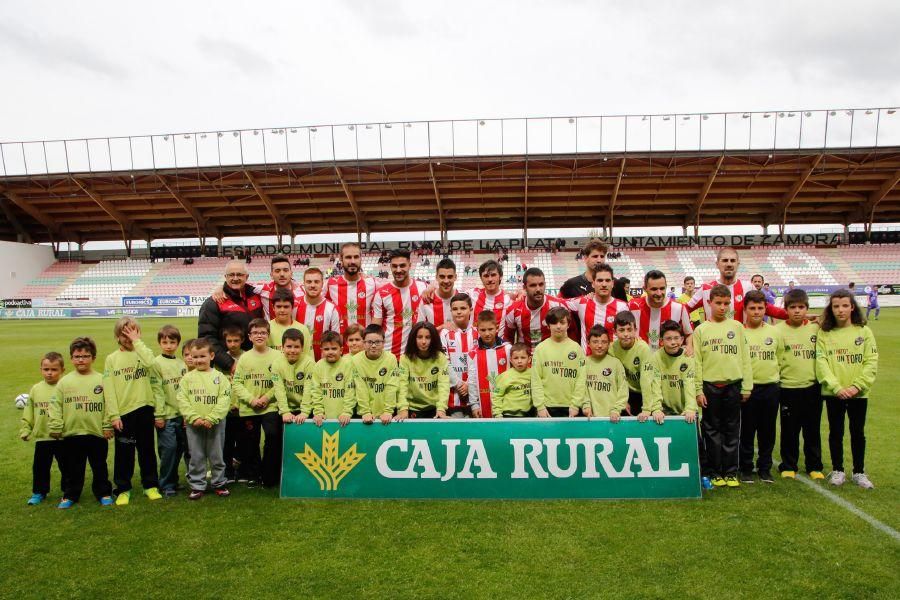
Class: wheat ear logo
296,430,366,490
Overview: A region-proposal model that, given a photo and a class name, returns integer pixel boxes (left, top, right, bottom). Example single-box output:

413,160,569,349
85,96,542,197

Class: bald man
198,260,265,374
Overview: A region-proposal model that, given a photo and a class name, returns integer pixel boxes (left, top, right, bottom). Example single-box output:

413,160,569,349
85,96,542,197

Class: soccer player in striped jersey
441,293,478,417
629,270,694,352
678,276,705,325
417,257,458,330
505,267,567,352
212,255,305,320
372,250,429,357
685,247,788,323
325,242,389,332
466,259,512,340
564,263,629,354
295,268,341,362
467,310,512,418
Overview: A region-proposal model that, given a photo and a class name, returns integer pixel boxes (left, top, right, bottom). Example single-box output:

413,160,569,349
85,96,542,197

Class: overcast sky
2,1,898,245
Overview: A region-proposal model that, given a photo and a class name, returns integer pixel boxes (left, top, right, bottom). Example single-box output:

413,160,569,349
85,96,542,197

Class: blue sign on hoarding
122,296,190,307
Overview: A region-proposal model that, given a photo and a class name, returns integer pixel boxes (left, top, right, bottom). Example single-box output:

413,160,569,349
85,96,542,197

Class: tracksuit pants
114,405,160,494
62,435,112,502
185,421,227,491
825,397,868,474
701,382,741,477
778,384,823,473
223,408,241,478
739,382,780,474
238,412,283,487
32,439,67,496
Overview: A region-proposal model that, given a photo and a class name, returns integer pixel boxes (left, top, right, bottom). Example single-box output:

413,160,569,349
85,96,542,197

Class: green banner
281,418,700,499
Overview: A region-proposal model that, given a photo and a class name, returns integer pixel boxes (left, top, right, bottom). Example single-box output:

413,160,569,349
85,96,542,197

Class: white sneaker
852,473,874,489
828,471,846,486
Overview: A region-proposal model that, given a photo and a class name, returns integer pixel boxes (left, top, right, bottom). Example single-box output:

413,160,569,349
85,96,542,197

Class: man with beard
685,247,788,323
294,268,341,361
417,258,458,330
629,270,694,352
563,263,630,354
372,250,430,357
504,268,568,352
324,242,389,334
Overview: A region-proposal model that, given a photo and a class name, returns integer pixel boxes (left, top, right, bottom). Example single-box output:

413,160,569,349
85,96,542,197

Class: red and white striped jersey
686,278,789,324
466,342,511,418
294,296,341,361
564,295,630,353
324,274,387,331
253,281,305,320
467,288,512,339
440,327,478,410
628,296,694,350
372,280,428,356
504,296,568,352
417,292,457,329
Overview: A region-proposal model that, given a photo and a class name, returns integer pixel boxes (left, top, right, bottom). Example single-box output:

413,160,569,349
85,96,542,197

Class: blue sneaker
27,493,45,506
57,499,75,509
99,496,114,506
701,477,714,490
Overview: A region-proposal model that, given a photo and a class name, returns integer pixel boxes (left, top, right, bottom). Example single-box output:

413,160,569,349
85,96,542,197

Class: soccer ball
14,393,29,409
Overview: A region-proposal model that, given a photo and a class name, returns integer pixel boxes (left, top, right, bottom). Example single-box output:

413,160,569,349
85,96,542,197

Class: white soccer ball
15,393,29,409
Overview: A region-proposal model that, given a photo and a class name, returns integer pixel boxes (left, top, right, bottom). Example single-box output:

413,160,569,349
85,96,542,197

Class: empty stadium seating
12,245,900,301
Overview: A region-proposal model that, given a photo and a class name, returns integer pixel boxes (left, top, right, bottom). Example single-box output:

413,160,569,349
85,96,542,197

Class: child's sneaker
701,477,713,490
162,489,177,498
711,476,726,487
57,499,75,509
780,470,796,479
725,475,740,488
739,472,754,484
115,491,131,506
99,496,114,506
828,471,846,486
144,487,163,501
809,471,825,481
188,490,204,500
27,493,45,506
214,487,231,497
852,473,874,489
759,470,775,483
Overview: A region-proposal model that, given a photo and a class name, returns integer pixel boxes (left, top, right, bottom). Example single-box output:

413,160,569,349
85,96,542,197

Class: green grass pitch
1,314,898,599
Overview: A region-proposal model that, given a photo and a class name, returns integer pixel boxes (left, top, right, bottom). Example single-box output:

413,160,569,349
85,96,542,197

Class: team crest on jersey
431,366,439,375
248,298,260,309
735,295,743,303
680,363,688,372
606,316,615,323
214,376,220,385
181,368,187,376
602,367,612,376
494,302,504,309
412,295,420,302
727,331,736,339
855,336,864,346
499,358,507,366
378,367,387,376
567,351,577,360
296,372,305,380
336,373,344,382
357,291,367,299
633,357,641,366
315,315,324,323
93,385,103,395
764,337,774,346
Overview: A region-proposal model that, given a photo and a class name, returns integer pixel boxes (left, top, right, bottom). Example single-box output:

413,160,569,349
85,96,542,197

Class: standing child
531,307,586,418
776,289,824,480
273,328,315,423
693,285,753,488
440,293,478,417
817,290,878,488
578,326,628,420
308,332,356,426
343,324,365,356
351,325,401,424
609,311,656,416
740,291,783,483
221,327,243,483
20,352,67,505
269,288,313,355
153,325,188,497
49,338,122,509
865,285,880,321
492,343,534,418
466,310,512,418
648,320,697,424
178,338,232,499
104,317,164,505
398,322,450,418
231,318,280,488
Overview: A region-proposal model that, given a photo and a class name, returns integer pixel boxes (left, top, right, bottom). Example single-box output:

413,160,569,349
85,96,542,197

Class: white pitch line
796,475,900,542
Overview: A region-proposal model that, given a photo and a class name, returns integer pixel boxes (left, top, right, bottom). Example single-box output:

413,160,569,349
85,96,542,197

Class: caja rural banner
281,418,700,500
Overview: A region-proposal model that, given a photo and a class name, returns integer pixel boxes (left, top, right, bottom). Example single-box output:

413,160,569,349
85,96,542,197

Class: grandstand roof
2,110,900,244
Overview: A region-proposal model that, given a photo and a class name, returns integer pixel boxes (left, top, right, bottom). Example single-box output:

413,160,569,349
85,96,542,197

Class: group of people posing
19,240,879,507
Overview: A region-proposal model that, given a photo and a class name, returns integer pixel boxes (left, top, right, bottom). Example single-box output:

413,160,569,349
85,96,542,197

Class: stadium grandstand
2,107,900,313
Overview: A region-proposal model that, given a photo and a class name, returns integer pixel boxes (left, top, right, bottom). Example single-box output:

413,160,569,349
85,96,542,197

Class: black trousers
623,391,643,416
546,406,571,418
778,384,823,473
701,382,741,477
223,409,241,476
114,405,160,494
32,440,67,496
408,406,437,419
739,382,780,474
825,397,868,474
62,435,112,502
238,412,283,487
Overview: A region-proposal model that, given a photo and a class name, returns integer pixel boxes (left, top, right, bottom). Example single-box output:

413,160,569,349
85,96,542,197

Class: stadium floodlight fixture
200,133,207,139
365,125,373,129
253,130,259,135
845,110,852,116
568,118,575,124
163,135,169,141
701,114,709,120
405,123,412,128
290,128,298,133
641,115,648,121
888,109,897,115
662,116,671,121
310,127,317,132
804,112,812,117
778,112,785,118
348,125,355,131
271,129,279,134
384,124,392,128
787,113,796,117
217,132,223,137
742,113,750,119
682,115,690,120
829,111,837,116
865,110,873,115
763,113,771,118
184,134,191,139
479,120,485,126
